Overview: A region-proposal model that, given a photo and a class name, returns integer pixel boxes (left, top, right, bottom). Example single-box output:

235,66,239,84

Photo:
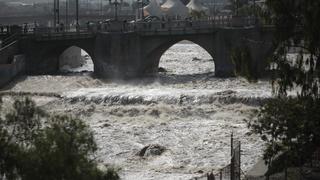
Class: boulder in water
149,109,161,117
138,144,166,157
158,67,167,72
192,57,201,61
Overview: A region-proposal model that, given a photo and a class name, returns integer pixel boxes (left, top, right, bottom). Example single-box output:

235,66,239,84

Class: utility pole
141,0,144,20
253,0,256,17
53,0,60,28
213,0,215,17
57,0,60,24
54,0,56,28
100,0,103,16
65,0,69,30
76,0,79,30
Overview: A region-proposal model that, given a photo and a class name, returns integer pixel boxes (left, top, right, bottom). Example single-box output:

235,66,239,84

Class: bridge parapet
127,18,258,36
128,17,257,32
29,31,95,41
1,16,263,39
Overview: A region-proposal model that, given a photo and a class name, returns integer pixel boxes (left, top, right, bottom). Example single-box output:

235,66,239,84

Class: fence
231,136,241,180
0,54,25,88
309,148,320,168
193,133,242,180
0,34,19,48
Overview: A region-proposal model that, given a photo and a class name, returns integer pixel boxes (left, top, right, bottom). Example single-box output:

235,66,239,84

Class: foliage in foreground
247,0,320,175
248,97,320,174
0,97,119,180
266,0,320,98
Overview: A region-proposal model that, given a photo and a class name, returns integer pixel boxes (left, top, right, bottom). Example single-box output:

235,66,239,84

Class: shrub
0,97,119,180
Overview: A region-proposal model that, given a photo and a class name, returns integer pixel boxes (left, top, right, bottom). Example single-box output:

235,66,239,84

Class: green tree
0,97,119,180
266,0,320,98
0,98,21,180
248,97,320,174
248,0,320,175
226,0,250,15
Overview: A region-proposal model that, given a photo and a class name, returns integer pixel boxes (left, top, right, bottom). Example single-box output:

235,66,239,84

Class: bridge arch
58,46,94,73
142,37,216,75
158,40,215,74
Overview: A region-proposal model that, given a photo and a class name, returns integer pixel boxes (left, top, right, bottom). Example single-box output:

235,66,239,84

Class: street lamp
137,0,145,20
109,0,120,20
53,0,60,28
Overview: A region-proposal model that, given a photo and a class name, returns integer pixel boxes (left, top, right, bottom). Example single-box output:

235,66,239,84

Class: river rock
158,67,167,72
138,144,166,157
149,109,160,117
192,57,201,61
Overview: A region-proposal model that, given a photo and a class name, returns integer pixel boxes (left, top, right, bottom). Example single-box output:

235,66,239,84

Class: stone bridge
0,18,275,83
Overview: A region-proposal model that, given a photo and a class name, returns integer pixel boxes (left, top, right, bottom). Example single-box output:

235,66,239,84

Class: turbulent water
1,42,272,180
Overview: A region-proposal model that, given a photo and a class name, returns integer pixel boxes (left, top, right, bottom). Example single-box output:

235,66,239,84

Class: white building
161,0,189,19
143,0,163,17
186,0,209,16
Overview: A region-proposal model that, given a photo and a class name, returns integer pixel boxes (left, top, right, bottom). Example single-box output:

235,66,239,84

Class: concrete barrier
0,41,19,64
0,54,25,88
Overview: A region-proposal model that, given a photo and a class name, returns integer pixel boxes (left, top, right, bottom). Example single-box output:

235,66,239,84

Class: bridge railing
129,20,212,33
30,17,256,36
1,16,263,38
128,16,257,33
0,33,20,48
32,25,89,34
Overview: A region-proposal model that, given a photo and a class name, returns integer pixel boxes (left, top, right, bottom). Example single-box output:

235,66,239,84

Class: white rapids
1,41,272,180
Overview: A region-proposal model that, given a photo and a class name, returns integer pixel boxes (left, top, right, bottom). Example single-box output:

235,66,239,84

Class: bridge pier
20,34,96,75
245,28,275,78
94,33,143,78
212,30,236,77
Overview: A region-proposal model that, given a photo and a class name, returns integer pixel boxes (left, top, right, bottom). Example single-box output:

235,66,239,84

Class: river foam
0,42,271,180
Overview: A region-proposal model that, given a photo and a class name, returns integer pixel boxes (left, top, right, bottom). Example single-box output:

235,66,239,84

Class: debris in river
158,67,167,72
138,144,166,157
192,57,202,61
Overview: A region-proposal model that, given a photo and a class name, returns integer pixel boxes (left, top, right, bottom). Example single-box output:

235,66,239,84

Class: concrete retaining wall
0,41,20,64
0,54,25,88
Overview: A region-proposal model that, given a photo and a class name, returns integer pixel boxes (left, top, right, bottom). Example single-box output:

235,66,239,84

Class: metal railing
1,16,259,35
192,133,243,180
0,33,19,49
129,16,257,33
